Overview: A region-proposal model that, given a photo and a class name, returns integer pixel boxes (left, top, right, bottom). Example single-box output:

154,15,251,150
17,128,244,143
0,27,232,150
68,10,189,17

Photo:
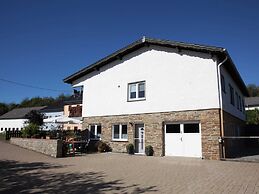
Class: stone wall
10,138,63,158
83,109,222,160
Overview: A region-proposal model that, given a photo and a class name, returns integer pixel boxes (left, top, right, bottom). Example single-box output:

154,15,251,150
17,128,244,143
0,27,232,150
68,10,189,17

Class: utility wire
0,78,71,93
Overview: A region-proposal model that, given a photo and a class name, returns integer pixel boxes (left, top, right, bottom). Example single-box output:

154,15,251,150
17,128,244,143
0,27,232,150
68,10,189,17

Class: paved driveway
1,141,259,193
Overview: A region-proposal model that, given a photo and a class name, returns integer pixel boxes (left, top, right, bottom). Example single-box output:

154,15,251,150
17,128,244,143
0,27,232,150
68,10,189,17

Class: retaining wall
10,138,63,158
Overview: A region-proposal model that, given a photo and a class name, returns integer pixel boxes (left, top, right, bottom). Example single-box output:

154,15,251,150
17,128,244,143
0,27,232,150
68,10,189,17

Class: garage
165,123,202,158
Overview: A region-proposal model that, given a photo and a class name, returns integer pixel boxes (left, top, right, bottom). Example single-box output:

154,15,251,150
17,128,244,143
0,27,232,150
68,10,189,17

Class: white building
64,37,249,160
0,106,46,133
245,97,259,110
40,106,64,131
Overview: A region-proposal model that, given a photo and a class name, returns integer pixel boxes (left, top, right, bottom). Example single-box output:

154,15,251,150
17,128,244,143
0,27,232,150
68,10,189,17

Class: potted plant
97,141,111,152
145,145,154,156
126,143,135,155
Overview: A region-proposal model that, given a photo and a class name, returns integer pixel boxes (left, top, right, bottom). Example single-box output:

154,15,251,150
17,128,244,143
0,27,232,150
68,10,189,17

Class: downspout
216,52,228,159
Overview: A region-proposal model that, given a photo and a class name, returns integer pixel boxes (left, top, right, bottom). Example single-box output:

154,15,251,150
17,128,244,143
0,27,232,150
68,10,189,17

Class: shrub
0,132,6,141
145,145,154,156
126,143,135,155
22,123,40,138
97,141,111,152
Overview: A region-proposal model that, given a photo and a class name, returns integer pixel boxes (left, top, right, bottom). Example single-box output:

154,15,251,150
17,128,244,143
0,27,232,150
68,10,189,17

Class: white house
0,106,46,133
40,106,64,131
245,97,259,110
64,37,249,160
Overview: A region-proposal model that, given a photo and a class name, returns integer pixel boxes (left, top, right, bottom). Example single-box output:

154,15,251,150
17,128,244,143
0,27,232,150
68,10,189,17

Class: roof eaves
63,39,145,84
63,37,248,97
63,38,226,84
222,50,249,97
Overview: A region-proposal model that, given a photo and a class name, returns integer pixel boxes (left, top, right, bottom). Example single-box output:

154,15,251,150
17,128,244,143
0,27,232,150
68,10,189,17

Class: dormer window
128,81,146,101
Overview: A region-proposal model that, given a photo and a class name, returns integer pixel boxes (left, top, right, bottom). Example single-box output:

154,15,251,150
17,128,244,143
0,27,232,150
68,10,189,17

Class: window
5,128,7,131
89,124,101,140
229,84,235,106
128,81,146,101
242,99,245,113
0,128,3,131
165,124,180,133
184,124,200,133
235,92,239,110
221,75,226,93
112,124,128,141
239,95,242,111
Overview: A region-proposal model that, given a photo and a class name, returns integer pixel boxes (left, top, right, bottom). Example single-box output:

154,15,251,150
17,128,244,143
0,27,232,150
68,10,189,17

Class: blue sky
0,0,259,103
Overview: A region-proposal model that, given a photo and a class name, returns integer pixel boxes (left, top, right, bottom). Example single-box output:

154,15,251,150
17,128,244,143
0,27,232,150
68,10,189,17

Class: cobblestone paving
1,141,259,193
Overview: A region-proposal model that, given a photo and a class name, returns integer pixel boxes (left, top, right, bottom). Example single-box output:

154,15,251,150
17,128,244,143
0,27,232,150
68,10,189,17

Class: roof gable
63,37,249,96
0,106,46,119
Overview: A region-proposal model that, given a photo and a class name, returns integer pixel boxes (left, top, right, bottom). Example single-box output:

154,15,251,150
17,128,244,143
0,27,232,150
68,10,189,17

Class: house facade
64,38,248,160
0,106,46,133
40,106,64,131
62,97,83,131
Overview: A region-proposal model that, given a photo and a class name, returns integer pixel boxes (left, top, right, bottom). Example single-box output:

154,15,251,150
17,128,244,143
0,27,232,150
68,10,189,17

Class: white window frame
112,124,128,141
89,124,101,140
128,81,146,101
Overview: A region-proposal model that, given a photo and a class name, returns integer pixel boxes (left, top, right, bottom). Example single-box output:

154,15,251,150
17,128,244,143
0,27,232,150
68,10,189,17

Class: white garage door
165,123,202,158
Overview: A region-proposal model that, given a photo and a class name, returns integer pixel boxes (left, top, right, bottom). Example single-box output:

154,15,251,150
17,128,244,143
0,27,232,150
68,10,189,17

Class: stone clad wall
83,109,221,160
10,138,63,158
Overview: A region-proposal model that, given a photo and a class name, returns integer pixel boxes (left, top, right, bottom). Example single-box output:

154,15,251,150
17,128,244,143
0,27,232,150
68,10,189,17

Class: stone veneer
83,109,222,160
10,138,63,158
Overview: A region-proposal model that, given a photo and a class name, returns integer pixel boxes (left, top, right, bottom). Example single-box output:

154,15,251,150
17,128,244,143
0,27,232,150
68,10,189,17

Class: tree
21,123,40,138
246,109,259,125
0,103,9,116
247,84,259,97
25,110,44,126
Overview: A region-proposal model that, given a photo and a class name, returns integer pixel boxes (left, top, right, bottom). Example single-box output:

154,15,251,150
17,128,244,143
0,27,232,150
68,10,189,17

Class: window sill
127,98,146,102
112,139,128,142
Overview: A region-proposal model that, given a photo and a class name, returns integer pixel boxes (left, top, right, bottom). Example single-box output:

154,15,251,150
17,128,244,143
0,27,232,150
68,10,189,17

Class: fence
5,131,22,140
221,136,259,159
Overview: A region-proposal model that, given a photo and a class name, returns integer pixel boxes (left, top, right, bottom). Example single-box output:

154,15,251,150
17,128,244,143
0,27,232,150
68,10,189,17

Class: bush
145,145,154,156
22,123,40,138
126,143,134,155
97,141,111,152
0,132,6,141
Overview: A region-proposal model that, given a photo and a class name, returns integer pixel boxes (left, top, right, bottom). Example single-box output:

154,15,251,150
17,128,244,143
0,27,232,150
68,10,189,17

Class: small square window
184,124,200,133
89,124,101,140
166,124,180,133
128,81,146,101
112,124,128,141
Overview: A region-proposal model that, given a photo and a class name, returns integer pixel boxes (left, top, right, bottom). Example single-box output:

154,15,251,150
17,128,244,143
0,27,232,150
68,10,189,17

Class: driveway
0,141,259,193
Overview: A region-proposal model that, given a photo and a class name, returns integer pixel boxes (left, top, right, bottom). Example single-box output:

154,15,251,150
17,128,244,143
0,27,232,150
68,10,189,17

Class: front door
135,124,145,154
